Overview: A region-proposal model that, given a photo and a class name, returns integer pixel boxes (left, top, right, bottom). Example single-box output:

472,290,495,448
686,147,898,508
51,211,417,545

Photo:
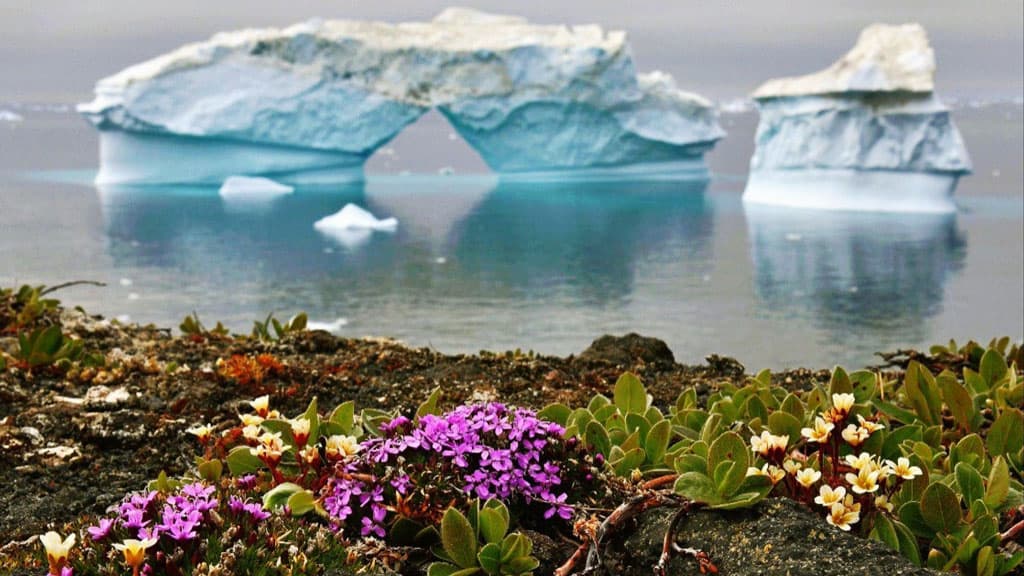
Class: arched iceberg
78,8,724,185
743,24,971,213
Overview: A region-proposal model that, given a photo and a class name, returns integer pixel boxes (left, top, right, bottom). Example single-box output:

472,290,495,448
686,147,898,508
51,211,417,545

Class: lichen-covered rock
602,498,940,576
78,8,723,184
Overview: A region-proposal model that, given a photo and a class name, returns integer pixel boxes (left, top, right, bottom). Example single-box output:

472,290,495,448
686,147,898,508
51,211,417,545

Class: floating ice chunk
438,166,455,176
0,110,23,123
314,204,398,233
307,317,348,333
119,277,133,286
219,175,294,198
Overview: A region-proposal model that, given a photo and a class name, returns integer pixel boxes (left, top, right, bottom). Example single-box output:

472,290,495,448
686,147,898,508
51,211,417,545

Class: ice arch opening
80,9,724,185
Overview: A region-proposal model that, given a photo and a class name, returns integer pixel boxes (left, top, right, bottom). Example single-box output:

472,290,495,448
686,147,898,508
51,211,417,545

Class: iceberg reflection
746,204,966,342
95,176,712,309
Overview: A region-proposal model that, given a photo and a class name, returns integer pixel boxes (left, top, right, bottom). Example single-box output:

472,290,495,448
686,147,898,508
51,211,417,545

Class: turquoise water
0,107,1021,369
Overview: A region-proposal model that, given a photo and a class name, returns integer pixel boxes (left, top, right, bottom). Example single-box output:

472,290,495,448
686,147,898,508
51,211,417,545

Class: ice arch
78,9,724,185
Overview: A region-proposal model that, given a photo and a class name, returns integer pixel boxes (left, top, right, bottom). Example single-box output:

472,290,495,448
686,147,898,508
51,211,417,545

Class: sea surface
0,104,1021,369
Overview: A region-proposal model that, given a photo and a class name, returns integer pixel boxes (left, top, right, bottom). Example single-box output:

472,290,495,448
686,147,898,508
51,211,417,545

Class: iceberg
77,8,723,184
743,23,971,213
218,175,294,198
314,204,397,248
0,110,23,123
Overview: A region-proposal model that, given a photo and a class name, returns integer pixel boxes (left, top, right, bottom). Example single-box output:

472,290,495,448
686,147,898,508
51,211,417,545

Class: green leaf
955,462,985,508
226,445,264,476
427,563,481,576
417,387,443,420
920,482,962,533
938,371,974,432
976,546,995,576
870,514,899,551
289,312,307,331
904,361,941,426
585,421,611,460
197,458,223,482
743,395,768,423
478,508,508,545
850,370,878,403
625,413,651,441
503,556,540,575
767,411,802,446
442,507,479,569
898,502,935,539
301,396,319,447
644,419,671,465
980,349,1009,388
984,456,1010,510
263,482,305,511
329,401,356,435
286,489,316,516
477,543,501,575
829,366,853,395
892,520,921,565
613,372,647,414
612,447,646,477
673,472,721,505
499,533,531,563
537,403,571,427
872,398,919,425
986,409,1023,459
711,474,772,510
707,431,748,473
780,393,804,421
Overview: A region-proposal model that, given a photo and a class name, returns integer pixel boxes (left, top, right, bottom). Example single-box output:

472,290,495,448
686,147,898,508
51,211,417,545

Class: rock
601,498,939,576
744,23,971,214
78,9,722,184
577,333,676,366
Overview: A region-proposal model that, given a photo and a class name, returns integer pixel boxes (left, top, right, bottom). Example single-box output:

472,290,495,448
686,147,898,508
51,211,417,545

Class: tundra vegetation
1,284,1021,575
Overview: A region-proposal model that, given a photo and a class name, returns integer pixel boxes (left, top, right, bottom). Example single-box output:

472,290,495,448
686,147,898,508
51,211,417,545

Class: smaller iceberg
307,317,348,333
219,175,294,198
0,110,23,123
744,23,971,213
314,204,398,232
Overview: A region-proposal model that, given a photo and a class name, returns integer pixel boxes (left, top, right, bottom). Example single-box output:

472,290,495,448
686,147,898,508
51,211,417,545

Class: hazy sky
2,0,1022,103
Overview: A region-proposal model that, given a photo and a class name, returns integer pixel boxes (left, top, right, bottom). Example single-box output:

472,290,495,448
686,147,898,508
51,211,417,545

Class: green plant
178,312,228,338
251,312,308,341
428,499,539,576
15,324,83,368
543,372,673,478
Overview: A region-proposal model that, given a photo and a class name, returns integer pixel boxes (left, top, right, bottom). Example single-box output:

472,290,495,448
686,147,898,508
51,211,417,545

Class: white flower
875,494,894,513
826,498,861,531
886,457,923,480
239,413,264,427
187,424,213,442
844,452,874,471
113,537,158,569
801,417,834,444
249,395,270,417
290,417,311,443
841,424,870,447
795,468,822,488
40,531,76,575
846,467,881,494
814,484,846,507
783,460,803,475
324,434,360,459
832,393,855,413
750,430,789,461
856,414,885,433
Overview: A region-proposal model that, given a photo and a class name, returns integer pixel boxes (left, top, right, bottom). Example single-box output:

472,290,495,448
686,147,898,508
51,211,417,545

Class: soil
0,307,938,575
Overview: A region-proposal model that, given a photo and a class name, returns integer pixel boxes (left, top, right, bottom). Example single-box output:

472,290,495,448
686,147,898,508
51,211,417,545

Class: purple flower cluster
323,403,573,535
228,496,272,522
88,482,269,545
323,464,387,538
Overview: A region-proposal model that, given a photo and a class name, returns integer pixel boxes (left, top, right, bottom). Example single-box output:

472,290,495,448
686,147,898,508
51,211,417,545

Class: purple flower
244,502,271,521
543,493,572,520
228,496,247,515
236,474,258,490
87,517,115,541
121,508,150,531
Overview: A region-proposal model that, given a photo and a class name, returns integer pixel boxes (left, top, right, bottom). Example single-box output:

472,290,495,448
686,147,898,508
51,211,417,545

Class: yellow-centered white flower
875,494,894,513
856,414,885,433
886,457,923,480
841,424,870,447
113,537,158,569
814,484,846,507
831,393,855,414
750,430,789,461
846,467,882,494
239,413,264,427
324,434,361,459
249,395,270,417
826,499,861,531
290,417,311,443
783,460,803,475
801,417,835,444
40,531,75,574
795,468,822,488
187,424,213,442
844,452,874,471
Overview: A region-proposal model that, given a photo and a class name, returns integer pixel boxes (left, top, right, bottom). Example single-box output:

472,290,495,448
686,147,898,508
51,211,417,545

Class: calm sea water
0,105,1021,369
